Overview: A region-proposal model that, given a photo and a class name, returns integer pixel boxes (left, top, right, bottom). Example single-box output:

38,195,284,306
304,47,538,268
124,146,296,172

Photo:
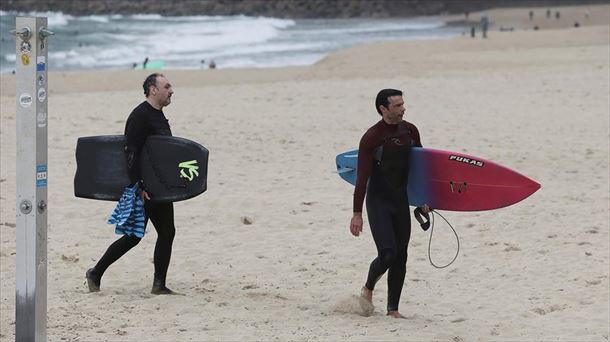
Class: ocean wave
317,21,446,35
129,14,163,20
0,10,73,27
142,17,292,54
0,14,464,72
28,11,73,26
75,15,111,23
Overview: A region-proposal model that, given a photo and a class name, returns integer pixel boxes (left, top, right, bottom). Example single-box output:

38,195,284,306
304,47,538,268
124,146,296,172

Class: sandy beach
1,4,609,341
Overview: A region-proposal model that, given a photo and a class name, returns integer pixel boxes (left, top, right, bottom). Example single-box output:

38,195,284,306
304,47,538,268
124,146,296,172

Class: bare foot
387,310,406,319
359,286,374,316
361,286,372,301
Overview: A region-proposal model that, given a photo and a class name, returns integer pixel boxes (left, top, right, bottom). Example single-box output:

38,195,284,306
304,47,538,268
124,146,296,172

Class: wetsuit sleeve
411,123,423,147
353,130,377,213
125,113,148,184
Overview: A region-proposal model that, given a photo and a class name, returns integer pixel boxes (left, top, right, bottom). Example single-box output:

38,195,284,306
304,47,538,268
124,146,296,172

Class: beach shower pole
12,17,52,342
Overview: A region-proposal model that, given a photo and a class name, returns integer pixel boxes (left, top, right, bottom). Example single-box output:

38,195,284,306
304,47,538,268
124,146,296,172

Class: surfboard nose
524,176,541,196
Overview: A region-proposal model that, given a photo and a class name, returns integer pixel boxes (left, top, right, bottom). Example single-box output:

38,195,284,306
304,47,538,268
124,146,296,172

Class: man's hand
140,190,151,202
421,204,431,214
350,213,363,237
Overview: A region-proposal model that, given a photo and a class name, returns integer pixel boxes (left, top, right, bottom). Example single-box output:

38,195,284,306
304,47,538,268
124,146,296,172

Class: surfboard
74,135,208,202
336,147,540,211
134,60,165,70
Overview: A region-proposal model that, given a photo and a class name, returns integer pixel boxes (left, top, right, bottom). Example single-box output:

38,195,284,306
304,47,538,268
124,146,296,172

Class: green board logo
179,160,199,181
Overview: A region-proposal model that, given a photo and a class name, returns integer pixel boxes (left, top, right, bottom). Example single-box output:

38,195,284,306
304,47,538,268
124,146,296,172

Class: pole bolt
37,200,47,213
19,200,32,214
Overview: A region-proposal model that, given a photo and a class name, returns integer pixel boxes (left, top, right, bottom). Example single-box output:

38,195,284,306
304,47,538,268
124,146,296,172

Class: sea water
0,10,467,74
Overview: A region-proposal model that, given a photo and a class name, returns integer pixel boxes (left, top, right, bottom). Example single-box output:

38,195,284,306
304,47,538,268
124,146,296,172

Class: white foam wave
76,15,111,23
0,13,462,72
143,16,292,54
27,11,73,27
49,49,80,60
402,21,446,30
129,14,163,20
320,20,446,35
0,10,72,27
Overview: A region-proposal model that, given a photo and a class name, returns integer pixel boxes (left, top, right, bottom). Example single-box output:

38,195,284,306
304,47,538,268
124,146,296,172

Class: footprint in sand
333,294,374,317
532,304,567,315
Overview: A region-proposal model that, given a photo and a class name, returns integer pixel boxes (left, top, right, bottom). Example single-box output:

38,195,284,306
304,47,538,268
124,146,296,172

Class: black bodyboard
74,135,208,202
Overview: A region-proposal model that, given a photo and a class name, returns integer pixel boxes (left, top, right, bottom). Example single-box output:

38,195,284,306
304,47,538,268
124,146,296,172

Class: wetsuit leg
386,203,411,312
145,201,176,282
92,234,141,276
364,195,399,291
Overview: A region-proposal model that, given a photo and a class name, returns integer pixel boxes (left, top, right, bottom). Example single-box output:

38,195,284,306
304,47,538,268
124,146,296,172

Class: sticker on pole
36,165,47,187
21,54,30,66
36,56,46,71
19,93,32,107
37,111,47,127
37,88,46,102
20,41,31,54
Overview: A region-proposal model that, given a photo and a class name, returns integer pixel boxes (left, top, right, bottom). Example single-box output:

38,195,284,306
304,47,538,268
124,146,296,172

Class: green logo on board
179,160,199,181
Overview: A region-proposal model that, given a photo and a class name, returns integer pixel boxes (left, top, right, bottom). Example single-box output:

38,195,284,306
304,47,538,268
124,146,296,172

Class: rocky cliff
1,0,605,18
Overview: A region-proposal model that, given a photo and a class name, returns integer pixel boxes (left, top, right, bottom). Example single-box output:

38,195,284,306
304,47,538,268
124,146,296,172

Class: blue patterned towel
108,183,146,238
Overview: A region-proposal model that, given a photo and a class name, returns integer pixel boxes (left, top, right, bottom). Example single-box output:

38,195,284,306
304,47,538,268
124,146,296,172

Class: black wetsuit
92,101,176,284
354,119,422,312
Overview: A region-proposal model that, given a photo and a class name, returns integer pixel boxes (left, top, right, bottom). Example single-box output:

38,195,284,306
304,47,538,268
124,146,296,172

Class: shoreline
1,3,607,80
2,25,608,98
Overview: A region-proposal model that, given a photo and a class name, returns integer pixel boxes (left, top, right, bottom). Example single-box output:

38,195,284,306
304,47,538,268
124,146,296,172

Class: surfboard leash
414,208,460,269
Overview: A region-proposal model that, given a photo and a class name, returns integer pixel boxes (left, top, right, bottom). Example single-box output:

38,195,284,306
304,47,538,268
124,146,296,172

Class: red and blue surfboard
336,147,540,211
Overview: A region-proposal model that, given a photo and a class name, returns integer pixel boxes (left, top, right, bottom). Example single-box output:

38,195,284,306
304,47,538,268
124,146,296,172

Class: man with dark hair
86,73,179,295
142,73,161,97
350,89,430,318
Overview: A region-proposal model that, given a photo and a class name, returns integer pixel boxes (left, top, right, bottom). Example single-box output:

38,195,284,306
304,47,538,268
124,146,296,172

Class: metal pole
13,16,52,342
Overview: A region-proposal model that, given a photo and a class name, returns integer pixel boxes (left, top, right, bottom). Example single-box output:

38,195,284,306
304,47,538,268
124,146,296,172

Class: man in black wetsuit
86,73,179,295
350,89,430,318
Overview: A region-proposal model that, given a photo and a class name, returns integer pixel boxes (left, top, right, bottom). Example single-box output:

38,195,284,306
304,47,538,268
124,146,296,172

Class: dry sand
1,4,609,341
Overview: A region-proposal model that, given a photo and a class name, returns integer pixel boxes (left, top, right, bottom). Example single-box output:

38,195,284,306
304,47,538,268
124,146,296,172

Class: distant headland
1,0,606,18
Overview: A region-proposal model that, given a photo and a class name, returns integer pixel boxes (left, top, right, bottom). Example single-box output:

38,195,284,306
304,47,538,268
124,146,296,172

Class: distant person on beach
529,10,534,21
86,73,180,295
546,9,551,18
209,59,216,69
480,13,490,38
350,89,430,318
555,11,560,20
143,57,149,69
